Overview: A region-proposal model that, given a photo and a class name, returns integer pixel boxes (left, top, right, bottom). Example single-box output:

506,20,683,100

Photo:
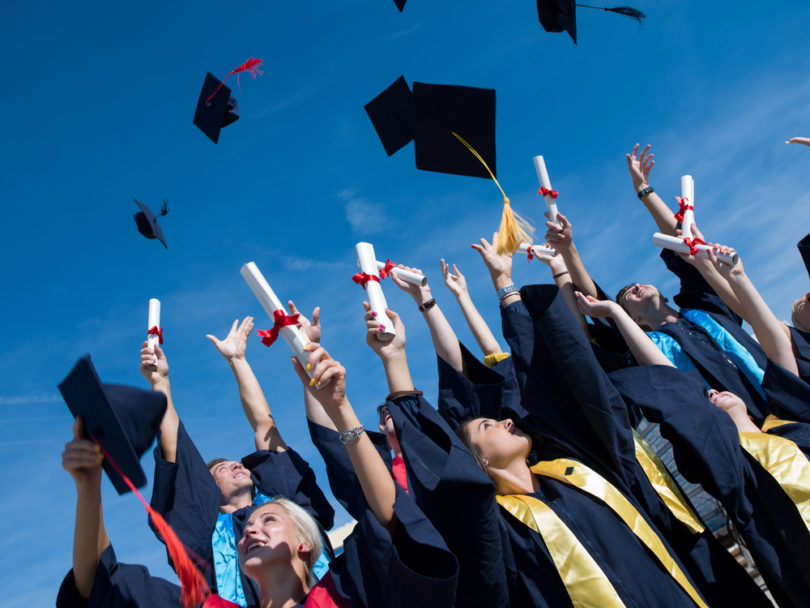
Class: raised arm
707,249,800,376
140,342,178,462
534,247,591,337
628,143,677,236
365,304,415,394
440,259,503,358
292,345,397,532
207,317,287,452
62,418,110,599
575,292,674,367
387,264,464,372
544,211,599,300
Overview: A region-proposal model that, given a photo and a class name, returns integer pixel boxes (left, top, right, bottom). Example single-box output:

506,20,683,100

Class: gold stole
632,431,705,534
496,493,627,607
531,459,709,608
761,414,795,432
739,431,810,533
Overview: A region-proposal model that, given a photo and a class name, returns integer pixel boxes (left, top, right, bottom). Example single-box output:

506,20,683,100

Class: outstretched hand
139,341,169,387
575,291,619,319
288,301,321,343
441,259,468,297
62,417,103,491
707,245,743,279
544,211,573,253
626,143,655,190
471,232,513,289
389,264,431,304
364,303,406,361
206,317,253,361
291,345,347,413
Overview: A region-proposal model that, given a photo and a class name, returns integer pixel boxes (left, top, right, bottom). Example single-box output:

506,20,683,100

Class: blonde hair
252,498,323,584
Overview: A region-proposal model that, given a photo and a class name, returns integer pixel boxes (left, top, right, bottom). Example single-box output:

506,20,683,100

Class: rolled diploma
680,175,695,239
533,155,559,225
365,261,426,286
517,242,557,258
356,243,395,342
147,299,161,363
652,233,737,266
240,262,312,374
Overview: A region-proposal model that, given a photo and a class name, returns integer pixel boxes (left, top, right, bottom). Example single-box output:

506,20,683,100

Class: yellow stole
632,431,705,534
739,431,810,533
496,493,627,607
530,459,709,608
761,414,795,432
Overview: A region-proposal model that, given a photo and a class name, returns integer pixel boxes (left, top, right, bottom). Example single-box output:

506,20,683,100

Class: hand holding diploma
355,242,395,342
533,155,560,227
652,232,738,265
147,298,162,357
517,242,557,260
366,259,427,286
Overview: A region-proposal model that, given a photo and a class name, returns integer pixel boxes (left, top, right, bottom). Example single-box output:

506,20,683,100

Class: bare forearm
421,302,464,371
153,379,179,463
728,273,799,375
230,358,286,451
639,191,678,236
303,387,337,430
611,306,674,367
455,292,502,357
72,485,110,598
556,274,591,338
559,244,598,299
330,403,397,531
690,259,746,317
381,353,415,394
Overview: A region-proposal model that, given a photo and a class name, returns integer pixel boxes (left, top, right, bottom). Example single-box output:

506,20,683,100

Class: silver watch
339,425,365,445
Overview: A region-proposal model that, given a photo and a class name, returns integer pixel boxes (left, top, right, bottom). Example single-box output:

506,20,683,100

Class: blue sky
2,0,810,604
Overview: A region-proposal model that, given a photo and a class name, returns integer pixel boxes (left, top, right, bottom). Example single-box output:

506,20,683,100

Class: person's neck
257,563,310,608
219,488,254,514
492,459,540,495
645,304,679,329
388,433,403,460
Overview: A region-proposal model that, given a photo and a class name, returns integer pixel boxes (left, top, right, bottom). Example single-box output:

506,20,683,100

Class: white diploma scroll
360,261,427,286
240,262,313,375
533,155,559,225
147,298,161,350
517,242,557,259
356,243,395,342
652,233,738,266
680,175,695,239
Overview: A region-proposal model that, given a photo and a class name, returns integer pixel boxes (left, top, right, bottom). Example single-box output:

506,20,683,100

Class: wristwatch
636,185,654,199
496,284,518,299
339,425,365,445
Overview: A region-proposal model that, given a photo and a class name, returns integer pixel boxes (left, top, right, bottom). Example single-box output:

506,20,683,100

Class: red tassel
205,57,264,106
91,437,210,607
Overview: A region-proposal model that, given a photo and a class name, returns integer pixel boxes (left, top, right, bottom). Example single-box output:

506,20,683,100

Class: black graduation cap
58,355,167,495
412,81,496,179
537,1,646,44
133,199,168,249
364,76,414,156
798,233,810,278
393,0,406,11
193,72,240,144
537,0,577,43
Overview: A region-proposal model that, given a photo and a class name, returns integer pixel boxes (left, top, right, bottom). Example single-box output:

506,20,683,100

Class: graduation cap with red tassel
193,57,264,143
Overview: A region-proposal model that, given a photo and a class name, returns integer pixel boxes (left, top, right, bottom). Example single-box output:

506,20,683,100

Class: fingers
631,143,639,159
226,318,239,338
205,334,220,348
557,212,569,228
237,317,254,338
452,263,463,278
311,358,344,388
440,258,449,278
311,307,320,327
362,301,371,313
288,300,299,316
291,357,310,386
73,417,83,440
385,307,400,325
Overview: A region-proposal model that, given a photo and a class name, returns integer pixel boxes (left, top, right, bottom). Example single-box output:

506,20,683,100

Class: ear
297,541,312,554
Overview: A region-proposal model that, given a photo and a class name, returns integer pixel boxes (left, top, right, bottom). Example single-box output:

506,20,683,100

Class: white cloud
341,190,393,235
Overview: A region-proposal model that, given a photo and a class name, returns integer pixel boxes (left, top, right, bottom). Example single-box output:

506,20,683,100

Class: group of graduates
58,143,810,608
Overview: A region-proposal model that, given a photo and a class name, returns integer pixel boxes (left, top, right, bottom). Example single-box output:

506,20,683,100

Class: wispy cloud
0,393,61,405
340,189,394,235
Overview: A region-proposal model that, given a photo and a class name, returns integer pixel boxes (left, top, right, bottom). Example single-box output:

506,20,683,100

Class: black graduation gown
761,359,810,424
149,421,334,606
307,415,507,608
787,326,810,384
500,284,770,608
55,487,459,608
610,364,810,608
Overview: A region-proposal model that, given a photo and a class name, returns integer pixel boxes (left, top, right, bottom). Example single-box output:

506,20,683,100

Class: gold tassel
452,132,534,254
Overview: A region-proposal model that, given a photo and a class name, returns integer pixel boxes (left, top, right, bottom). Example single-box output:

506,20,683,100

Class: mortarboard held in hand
536,0,645,44
58,355,167,495
193,58,263,144
134,199,168,248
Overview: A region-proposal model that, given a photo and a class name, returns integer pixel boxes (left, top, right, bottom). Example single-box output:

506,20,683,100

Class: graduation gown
149,421,334,606
308,416,506,608
610,364,810,608
787,326,810,384
55,487,459,608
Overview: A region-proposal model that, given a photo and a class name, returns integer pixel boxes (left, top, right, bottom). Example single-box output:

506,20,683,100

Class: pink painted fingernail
371,311,377,317
379,324,385,331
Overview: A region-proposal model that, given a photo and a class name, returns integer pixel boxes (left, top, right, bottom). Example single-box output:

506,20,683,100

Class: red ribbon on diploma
378,260,396,280
526,247,535,262
683,237,706,256
147,326,164,345
674,196,693,223
352,272,380,289
539,187,558,199
257,310,300,347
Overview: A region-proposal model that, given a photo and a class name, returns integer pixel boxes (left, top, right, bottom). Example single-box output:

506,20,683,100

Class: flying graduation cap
193,58,263,143
393,0,406,11
536,0,645,44
365,76,497,179
134,199,168,248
